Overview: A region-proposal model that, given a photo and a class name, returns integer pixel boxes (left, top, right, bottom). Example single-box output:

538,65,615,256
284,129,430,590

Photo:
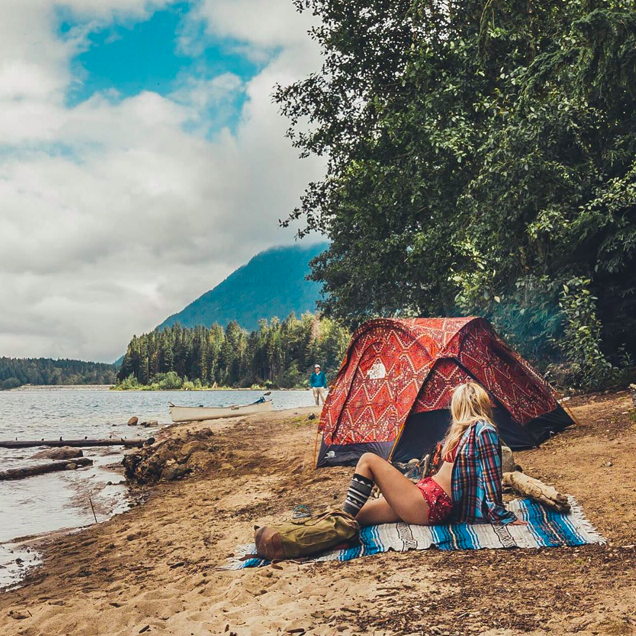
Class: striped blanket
224,497,604,570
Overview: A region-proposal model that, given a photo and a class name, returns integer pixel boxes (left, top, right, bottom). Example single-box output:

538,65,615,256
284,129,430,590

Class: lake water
0,387,315,587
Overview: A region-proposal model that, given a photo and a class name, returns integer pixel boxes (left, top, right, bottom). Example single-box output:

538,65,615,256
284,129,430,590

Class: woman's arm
476,426,518,525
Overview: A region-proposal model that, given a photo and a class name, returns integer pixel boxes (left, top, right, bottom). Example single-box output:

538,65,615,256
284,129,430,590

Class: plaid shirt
450,421,517,525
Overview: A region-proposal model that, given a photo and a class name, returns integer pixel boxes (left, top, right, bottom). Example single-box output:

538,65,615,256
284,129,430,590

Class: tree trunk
0,457,94,481
0,438,149,449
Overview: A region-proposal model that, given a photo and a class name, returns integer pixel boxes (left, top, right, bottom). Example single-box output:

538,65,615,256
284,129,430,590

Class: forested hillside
117,313,349,389
0,357,117,390
158,243,327,332
277,0,636,389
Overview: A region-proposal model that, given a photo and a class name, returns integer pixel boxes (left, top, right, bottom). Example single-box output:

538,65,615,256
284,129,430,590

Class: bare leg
354,453,430,526
355,497,401,526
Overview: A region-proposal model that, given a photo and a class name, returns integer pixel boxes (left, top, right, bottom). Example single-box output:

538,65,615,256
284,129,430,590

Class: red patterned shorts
416,477,453,524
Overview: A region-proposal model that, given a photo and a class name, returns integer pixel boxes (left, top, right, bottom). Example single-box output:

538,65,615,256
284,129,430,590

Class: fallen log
0,457,93,481
503,471,570,513
0,438,151,449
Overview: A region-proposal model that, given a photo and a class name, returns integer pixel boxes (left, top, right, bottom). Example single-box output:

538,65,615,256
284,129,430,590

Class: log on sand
0,438,151,449
503,471,571,512
0,457,94,481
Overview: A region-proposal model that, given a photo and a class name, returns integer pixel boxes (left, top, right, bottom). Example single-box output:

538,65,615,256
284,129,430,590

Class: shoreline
1,398,634,635
110,386,312,392
8,385,313,392
8,384,115,391
0,454,135,589
0,406,318,591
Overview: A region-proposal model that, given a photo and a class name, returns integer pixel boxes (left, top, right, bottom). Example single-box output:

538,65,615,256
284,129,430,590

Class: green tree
1,358,116,389
207,323,225,384
275,0,636,387
159,371,183,390
219,321,247,386
116,314,350,389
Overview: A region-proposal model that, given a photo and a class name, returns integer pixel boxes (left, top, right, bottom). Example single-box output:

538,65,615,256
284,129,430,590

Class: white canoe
169,399,273,423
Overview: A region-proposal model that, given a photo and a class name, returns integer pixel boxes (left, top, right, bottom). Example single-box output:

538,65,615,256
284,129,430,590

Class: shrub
558,278,619,390
159,371,183,390
1,377,21,390
118,374,139,390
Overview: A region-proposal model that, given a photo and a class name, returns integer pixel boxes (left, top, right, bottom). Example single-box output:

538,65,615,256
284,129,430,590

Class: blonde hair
441,382,495,459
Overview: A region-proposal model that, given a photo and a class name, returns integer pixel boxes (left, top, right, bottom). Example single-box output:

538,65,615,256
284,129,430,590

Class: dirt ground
1,394,635,636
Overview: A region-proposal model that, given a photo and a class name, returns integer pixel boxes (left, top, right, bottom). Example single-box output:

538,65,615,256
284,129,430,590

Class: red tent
316,317,573,467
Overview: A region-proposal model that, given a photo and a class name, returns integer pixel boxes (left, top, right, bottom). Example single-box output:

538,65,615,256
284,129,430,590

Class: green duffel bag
254,510,360,561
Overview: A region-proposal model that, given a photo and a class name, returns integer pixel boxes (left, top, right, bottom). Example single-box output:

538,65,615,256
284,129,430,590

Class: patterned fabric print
320,318,475,445
451,421,517,525
342,473,374,517
412,359,473,413
323,329,433,444
224,497,605,569
416,477,453,523
319,317,561,450
412,324,557,423
457,322,557,425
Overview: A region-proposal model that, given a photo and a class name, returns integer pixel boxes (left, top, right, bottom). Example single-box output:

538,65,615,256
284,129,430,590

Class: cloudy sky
0,0,325,363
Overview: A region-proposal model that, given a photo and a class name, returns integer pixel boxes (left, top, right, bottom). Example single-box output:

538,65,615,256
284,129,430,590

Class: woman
341,382,524,526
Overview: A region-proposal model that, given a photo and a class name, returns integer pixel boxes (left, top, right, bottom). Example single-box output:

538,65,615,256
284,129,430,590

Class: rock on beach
32,447,84,461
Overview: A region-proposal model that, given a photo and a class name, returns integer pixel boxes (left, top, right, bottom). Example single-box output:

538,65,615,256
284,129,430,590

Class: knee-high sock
342,473,374,517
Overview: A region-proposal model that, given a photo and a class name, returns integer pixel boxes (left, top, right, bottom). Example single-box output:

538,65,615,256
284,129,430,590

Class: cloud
173,72,244,109
191,0,316,49
0,0,325,362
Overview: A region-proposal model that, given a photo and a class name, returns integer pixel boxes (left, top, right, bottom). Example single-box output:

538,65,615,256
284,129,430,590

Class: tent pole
558,395,581,427
313,430,322,469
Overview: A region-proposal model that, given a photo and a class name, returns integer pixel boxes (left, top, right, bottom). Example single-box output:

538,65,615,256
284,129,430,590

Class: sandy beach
1,395,635,636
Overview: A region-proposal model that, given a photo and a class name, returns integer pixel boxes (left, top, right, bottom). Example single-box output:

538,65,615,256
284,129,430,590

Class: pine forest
117,313,350,390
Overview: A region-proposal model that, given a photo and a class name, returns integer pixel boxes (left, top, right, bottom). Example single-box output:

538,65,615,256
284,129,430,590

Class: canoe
169,399,273,423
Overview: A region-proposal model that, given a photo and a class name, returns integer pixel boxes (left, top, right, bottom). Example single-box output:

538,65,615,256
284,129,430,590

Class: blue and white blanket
224,497,604,570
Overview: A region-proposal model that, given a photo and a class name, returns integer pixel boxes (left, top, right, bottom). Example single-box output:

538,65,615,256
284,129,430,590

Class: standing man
310,364,327,406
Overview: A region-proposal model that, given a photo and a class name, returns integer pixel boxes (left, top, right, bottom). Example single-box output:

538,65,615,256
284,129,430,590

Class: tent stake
88,495,98,524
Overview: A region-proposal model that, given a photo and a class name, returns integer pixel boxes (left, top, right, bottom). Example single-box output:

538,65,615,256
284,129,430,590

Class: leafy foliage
0,357,117,390
117,313,349,389
276,0,636,388
557,277,618,389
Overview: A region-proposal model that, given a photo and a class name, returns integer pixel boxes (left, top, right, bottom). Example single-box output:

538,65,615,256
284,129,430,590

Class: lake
0,387,315,587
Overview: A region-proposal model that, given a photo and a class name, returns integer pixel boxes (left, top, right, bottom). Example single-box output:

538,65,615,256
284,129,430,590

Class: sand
1,396,635,636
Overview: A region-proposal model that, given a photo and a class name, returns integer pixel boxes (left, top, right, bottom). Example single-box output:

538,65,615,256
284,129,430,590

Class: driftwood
0,457,93,481
503,471,570,512
0,438,151,449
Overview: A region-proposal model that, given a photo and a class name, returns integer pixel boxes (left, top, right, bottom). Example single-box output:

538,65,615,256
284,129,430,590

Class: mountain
157,242,328,332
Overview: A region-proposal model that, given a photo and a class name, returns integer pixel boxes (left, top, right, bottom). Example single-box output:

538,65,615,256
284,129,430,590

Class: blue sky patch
58,2,265,132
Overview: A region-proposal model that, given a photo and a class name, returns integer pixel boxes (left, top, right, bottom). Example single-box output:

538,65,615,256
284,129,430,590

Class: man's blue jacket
310,371,327,388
